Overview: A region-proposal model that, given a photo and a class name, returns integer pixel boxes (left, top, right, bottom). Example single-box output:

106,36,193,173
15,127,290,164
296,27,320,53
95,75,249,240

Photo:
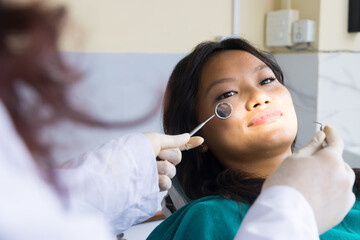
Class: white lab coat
0,100,319,240
235,186,319,240
0,100,158,239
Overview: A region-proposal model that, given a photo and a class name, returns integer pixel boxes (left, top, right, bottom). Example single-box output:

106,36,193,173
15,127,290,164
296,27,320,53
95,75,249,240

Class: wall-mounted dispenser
266,9,299,47
266,9,315,47
293,19,315,43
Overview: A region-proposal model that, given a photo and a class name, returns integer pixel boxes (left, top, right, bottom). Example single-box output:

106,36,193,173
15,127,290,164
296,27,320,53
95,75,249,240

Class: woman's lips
249,109,282,127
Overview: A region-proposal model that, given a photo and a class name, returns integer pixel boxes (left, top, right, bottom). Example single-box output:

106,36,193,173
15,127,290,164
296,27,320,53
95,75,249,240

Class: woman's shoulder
147,195,249,240
186,195,250,215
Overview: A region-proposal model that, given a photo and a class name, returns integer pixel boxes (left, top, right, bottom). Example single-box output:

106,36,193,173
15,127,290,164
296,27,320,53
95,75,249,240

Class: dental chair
161,177,190,217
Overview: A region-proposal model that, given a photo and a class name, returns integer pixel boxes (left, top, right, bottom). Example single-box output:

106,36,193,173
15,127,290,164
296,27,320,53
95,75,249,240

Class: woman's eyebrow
206,77,234,94
252,64,269,73
205,64,269,94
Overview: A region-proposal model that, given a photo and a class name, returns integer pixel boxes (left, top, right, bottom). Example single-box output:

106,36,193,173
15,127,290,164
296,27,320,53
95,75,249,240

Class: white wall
275,52,360,166
319,0,360,51
274,53,319,149
48,52,184,163
318,52,360,156
57,0,276,53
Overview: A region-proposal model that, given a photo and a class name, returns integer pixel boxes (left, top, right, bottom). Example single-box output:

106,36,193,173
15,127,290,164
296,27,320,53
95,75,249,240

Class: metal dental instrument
313,121,324,131
189,101,233,137
313,121,328,147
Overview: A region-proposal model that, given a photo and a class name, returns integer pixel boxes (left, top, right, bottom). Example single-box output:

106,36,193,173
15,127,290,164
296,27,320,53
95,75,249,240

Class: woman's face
196,50,297,169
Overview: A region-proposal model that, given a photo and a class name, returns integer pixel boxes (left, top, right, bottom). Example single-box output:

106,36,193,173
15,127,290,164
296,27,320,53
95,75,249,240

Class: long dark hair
163,38,360,205
0,1,159,194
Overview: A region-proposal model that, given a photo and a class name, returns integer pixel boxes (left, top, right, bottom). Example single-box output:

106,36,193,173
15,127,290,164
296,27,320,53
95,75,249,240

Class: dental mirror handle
189,114,215,137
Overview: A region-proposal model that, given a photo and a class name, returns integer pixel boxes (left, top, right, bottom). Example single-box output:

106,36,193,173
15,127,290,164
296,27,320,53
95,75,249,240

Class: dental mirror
189,101,233,137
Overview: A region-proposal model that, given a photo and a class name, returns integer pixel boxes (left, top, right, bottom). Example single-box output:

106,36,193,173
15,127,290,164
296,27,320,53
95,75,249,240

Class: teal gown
147,195,360,240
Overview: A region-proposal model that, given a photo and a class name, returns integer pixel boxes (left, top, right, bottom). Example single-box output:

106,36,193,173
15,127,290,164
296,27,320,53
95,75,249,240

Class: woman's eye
217,91,237,100
260,77,276,85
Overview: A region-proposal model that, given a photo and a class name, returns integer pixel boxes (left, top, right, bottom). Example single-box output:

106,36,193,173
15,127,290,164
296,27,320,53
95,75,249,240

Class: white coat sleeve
234,186,319,240
57,133,159,235
0,100,115,240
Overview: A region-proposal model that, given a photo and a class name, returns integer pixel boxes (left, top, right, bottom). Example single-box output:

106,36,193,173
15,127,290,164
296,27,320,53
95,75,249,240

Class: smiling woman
147,38,360,240
196,50,297,175
161,38,296,205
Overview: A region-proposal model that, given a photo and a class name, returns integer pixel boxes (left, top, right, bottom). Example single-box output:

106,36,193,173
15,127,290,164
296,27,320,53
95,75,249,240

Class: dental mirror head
189,101,233,137
215,102,233,119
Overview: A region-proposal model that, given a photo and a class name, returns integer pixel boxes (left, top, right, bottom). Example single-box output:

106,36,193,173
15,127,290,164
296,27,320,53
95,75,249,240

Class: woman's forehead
199,51,270,85
204,50,263,70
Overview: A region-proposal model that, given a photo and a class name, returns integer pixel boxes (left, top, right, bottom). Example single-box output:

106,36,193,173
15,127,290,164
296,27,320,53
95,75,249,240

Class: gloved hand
143,132,204,191
262,125,355,234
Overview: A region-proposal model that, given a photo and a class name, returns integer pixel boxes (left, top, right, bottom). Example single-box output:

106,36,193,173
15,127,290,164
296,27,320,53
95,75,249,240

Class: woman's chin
250,129,296,151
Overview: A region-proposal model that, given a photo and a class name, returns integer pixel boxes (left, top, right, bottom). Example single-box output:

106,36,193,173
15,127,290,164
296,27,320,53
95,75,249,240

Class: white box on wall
266,9,299,47
293,19,315,43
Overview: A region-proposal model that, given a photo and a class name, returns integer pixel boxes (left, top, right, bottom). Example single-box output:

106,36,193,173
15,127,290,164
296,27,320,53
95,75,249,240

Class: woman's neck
224,146,293,178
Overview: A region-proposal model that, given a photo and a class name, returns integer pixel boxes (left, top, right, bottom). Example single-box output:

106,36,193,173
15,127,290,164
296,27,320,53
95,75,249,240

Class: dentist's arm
235,126,355,240
57,132,203,234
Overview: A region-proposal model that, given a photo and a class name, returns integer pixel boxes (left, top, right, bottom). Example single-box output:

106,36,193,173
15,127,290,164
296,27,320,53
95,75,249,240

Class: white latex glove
262,125,356,234
143,132,204,191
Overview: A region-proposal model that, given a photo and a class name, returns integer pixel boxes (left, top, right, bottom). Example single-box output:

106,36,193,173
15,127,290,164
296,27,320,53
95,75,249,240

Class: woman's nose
245,89,271,111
